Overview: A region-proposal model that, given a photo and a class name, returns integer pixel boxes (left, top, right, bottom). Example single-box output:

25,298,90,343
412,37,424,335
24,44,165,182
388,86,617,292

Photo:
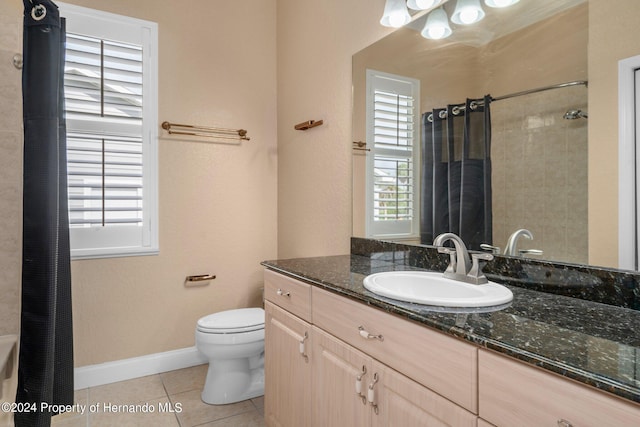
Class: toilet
195,307,265,405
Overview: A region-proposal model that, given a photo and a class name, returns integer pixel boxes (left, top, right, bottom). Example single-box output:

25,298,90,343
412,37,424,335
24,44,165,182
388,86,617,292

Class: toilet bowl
195,307,265,405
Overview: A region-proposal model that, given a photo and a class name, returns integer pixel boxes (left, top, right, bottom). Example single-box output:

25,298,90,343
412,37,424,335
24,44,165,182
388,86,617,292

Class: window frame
365,69,421,240
59,2,159,260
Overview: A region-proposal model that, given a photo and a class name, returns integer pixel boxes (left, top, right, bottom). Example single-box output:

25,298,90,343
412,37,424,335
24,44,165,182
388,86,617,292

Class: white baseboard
74,346,208,390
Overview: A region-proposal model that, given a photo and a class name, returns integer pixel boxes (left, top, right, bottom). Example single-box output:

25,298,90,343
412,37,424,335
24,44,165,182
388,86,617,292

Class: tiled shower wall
0,1,22,336
491,85,588,264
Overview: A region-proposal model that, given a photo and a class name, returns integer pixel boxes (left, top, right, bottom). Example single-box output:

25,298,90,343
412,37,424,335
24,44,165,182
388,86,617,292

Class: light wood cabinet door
371,360,478,427
265,301,312,427
479,349,640,427
312,326,372,427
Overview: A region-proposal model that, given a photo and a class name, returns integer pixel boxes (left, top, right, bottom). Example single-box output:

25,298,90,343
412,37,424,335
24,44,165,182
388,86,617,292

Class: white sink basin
363,271,513,308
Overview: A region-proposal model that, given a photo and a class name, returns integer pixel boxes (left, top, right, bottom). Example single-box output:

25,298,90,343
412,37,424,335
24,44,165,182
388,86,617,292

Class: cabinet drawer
479,349,640,426
312,287,478,413
264,269,312,322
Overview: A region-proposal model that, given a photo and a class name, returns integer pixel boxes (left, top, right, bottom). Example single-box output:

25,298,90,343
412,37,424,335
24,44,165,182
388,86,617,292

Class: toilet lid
197,308,265,334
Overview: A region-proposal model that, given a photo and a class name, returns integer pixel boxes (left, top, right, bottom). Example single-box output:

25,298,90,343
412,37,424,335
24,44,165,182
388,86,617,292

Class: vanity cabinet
264,267,640,426
264,269,478,426
478,349,640,426
264,270,313,427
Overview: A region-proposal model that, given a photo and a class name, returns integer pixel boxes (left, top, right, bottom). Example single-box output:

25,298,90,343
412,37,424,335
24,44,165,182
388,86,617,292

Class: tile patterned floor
51,364,264,427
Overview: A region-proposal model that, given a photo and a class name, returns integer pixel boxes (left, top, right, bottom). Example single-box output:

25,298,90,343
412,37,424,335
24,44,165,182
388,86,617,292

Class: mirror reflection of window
365,70,420,240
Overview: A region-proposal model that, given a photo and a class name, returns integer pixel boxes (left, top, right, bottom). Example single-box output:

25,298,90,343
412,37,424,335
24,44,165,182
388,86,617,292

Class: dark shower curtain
420,96,493,250
17,1,74,426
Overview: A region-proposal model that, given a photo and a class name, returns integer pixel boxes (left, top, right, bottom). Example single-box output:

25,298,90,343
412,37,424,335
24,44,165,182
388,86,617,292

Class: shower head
563,109,588,120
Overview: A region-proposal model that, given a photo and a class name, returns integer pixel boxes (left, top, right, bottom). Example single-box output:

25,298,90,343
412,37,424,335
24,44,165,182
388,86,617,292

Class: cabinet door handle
368,372,379,415
557,420,573,427
276,288,291,297
355,365,367,404
358,326,384,342
299,331,309,361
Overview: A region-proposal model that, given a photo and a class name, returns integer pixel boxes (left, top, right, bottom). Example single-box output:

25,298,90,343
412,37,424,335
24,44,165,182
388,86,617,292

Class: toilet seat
197,308,264,334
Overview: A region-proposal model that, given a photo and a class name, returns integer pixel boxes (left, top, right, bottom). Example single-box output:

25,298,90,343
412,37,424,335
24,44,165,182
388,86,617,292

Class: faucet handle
480,244,501,254
468,253,494,285
519,249,543,257
437,246,457,275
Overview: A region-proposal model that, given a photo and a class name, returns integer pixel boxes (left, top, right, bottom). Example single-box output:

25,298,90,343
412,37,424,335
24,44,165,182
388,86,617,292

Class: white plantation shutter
60,2,158,259
366,70,420,239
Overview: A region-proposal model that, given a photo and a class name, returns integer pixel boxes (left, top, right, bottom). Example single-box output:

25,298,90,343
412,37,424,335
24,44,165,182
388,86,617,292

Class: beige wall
588,0,640,267
276,0,392,258
0,0,277,366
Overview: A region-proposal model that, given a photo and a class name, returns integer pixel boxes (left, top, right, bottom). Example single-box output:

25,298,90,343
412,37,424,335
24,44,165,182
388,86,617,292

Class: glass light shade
421,8,452,40
380,0,411,28
451,0,485,25
484,0,520,7
407,0,442,11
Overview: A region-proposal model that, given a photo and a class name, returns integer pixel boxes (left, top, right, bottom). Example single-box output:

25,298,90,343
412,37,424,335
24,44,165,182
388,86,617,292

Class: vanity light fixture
380,0,411,28
407,0,443,11
421,7,452,40
484,0,520,7
451,0,485,25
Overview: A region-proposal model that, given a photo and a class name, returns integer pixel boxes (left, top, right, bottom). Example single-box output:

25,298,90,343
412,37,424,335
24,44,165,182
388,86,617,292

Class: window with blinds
365,70,420,239
65,34,144,228
59,2,158,259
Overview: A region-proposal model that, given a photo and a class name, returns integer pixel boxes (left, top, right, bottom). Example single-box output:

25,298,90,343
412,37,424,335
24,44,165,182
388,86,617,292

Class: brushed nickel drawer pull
358,326,384,342
299,331,309,361
186,274,216,282
368,372,379,414
355,365,367,404
276,289,291,297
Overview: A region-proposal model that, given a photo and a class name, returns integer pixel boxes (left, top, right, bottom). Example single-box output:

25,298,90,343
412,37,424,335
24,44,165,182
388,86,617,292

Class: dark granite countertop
261,254,640,405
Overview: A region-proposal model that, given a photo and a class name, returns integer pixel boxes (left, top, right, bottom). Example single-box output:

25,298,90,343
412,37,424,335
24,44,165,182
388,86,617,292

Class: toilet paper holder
185,274,216,287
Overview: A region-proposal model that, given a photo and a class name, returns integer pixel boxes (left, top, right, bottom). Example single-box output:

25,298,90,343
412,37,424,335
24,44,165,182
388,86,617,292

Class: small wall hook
294,119,323,131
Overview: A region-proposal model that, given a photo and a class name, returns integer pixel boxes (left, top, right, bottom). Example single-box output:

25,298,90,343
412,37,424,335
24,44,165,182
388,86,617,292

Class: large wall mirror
352,0,606,267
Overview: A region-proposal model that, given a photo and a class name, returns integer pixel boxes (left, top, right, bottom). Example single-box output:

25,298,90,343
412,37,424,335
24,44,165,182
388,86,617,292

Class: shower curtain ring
469,101,478,110
427,113,433,123
439,110,447,119
31,3,46,21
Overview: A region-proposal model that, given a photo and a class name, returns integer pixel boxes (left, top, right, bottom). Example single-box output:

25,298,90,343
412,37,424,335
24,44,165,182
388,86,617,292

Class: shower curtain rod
490,80,588,102
426,80,588,122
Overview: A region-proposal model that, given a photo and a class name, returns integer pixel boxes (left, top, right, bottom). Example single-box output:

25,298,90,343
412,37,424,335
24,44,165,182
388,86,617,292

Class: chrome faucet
433,233,493,285
504,229,543,257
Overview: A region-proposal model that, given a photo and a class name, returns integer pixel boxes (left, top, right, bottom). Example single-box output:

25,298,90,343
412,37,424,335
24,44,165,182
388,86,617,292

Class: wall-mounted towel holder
294,119,323,131
162,121,250,141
